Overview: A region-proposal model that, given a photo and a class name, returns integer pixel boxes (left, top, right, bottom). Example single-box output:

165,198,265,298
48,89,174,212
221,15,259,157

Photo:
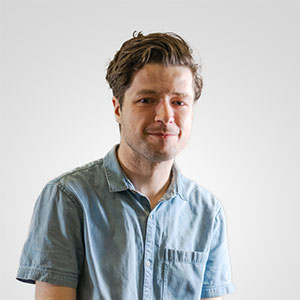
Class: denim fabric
17,145,234,299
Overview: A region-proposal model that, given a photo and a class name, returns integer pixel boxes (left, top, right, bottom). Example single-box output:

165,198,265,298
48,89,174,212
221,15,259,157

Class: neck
117,144,174,209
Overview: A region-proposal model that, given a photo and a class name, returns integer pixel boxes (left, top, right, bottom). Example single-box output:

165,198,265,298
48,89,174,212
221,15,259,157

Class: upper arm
201,205,234,298
17,184,84,288
36,281,76,300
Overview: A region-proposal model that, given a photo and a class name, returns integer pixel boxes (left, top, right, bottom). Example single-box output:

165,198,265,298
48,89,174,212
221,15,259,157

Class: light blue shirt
17,145,234,299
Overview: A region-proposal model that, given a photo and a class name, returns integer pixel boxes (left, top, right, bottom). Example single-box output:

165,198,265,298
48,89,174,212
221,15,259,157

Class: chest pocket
162,249,208,300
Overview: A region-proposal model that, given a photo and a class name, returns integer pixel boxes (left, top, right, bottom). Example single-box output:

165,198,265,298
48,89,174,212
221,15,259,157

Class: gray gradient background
1,0,299,299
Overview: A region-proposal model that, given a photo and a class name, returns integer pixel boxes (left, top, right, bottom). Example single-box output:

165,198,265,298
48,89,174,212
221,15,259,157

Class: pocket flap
164,249,208,264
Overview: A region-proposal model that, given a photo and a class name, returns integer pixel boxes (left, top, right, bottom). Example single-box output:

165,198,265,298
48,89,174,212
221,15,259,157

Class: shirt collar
103,145,187,201
103,145,132,192
165,163,186,201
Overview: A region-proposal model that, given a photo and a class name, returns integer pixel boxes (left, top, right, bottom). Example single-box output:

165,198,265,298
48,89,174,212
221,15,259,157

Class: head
106,32,202,164
106,31,203,109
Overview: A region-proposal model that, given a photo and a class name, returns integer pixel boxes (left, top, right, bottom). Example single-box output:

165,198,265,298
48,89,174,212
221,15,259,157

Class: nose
154,100,175,125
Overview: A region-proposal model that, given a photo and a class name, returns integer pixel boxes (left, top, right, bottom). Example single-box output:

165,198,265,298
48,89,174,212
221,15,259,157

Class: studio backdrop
1,0,299,299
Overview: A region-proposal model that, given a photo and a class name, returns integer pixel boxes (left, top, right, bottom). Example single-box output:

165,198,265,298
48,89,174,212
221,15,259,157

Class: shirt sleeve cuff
16,266,78,288
201,282,235,298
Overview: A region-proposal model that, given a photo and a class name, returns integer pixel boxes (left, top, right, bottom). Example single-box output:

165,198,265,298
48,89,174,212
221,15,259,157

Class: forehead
126,63,194,97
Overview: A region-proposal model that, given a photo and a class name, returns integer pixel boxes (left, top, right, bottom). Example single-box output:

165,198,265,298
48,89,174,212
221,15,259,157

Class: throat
140,172,172,210
116,143,173,209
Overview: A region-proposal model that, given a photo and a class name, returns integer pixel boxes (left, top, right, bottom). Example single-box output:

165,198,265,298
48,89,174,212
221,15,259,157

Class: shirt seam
202,281,233,291
18,266,79,279
45,182,84,222
17,266,78,288
50,160,102,184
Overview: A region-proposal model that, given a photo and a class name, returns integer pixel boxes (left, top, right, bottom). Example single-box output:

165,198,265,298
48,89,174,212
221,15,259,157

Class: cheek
176,112,193,130
120,111,136,125
121,112,148,133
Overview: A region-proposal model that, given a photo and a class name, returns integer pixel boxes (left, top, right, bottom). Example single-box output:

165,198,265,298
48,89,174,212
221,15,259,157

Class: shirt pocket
162,249,208,300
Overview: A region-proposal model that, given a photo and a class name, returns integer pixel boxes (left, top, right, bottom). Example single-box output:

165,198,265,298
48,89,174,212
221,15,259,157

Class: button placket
142,213,156,300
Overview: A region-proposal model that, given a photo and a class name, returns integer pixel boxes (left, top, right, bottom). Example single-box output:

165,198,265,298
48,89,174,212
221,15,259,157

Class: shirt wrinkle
16,144,234,299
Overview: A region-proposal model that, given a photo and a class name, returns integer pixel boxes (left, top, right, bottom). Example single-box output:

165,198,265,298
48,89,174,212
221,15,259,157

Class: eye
138,98,153,104
173,100,185,106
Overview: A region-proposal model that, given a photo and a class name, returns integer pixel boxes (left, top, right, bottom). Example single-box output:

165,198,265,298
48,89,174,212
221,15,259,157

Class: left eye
173,101,185,106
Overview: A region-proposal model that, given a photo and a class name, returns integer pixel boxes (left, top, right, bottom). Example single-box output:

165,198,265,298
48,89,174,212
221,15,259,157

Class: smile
147,132,178,138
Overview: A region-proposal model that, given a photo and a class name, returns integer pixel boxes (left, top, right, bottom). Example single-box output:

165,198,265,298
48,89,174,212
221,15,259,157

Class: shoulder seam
50,159,103,184
47,182,84,222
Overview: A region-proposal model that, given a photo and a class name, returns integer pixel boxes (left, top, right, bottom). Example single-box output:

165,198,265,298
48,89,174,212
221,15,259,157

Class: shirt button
149,215,153,220
146,260,151,267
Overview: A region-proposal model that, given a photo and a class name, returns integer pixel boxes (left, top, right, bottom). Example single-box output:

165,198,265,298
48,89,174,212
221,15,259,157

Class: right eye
138,98,152,103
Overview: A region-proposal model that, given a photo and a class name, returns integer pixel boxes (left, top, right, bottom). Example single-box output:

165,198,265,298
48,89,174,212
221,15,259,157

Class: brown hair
106,31,203,108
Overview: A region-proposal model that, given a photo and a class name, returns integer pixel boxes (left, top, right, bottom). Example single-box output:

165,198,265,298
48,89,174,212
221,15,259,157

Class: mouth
147,132,178,138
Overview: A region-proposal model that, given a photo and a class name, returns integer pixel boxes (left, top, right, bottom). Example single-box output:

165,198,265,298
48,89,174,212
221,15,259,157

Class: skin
113,63,195,208
35,63,222,300
35,281,76,299
35,282,222,300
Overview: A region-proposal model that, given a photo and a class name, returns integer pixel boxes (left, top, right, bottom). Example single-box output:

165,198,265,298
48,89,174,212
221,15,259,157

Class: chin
144,148,179,163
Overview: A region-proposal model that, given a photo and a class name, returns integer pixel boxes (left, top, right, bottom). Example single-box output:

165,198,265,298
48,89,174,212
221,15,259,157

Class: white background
1,0,299,299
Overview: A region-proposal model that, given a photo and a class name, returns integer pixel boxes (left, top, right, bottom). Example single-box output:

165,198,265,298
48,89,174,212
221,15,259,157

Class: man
17,32,234,299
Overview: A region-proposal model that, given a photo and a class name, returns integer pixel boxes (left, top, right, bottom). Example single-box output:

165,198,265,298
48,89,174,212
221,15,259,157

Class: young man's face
113,63,195,163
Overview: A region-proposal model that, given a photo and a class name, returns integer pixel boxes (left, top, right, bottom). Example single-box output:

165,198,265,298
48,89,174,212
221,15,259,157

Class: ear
112,97,121,124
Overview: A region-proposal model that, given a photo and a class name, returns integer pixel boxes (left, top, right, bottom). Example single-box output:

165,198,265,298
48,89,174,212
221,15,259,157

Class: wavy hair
106,31,203,108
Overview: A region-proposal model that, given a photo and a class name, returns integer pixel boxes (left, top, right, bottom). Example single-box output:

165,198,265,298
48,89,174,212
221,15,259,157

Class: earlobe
112,97,121,123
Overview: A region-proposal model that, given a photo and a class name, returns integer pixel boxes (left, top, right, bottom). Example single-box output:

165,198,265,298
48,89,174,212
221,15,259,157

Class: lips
148,132,177,136
146,130,179,139
145,125,179,138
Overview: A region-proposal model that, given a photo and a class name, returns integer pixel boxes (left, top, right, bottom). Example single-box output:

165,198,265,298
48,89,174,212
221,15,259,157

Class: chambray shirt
17,145,234,299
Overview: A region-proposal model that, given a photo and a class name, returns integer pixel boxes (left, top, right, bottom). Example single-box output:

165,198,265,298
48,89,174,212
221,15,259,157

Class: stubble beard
120,121,190,164
125,134,181,164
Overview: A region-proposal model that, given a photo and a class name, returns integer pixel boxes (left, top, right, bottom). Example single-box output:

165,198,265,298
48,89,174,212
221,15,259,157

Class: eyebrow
136,89,189,98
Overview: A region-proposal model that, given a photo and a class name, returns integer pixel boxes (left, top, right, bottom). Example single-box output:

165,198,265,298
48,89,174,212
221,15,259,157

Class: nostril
154,117,174,125
154,111,174,124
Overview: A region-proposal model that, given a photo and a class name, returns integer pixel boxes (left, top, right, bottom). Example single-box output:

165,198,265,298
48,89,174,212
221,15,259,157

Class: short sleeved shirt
17,145,234,299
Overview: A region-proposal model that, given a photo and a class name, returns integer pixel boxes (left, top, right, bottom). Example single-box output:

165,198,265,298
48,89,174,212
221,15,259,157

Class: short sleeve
201,205,234,298
16,183,84,288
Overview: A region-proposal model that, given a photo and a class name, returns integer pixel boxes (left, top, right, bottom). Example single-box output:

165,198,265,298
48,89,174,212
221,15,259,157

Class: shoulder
178,173,222,214
48,158,105,187
38,158,107,208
